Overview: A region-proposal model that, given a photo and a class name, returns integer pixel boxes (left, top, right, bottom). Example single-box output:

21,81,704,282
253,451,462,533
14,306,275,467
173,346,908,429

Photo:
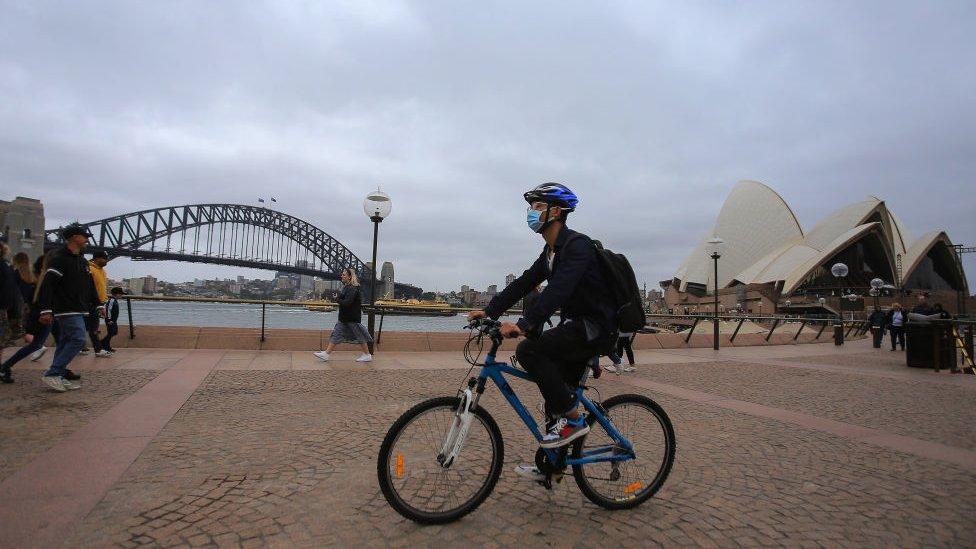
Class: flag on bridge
271,197,277,202
258,198,265,203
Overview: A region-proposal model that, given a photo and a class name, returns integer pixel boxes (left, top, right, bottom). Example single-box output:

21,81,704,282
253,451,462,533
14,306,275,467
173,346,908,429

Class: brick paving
0,342,974,547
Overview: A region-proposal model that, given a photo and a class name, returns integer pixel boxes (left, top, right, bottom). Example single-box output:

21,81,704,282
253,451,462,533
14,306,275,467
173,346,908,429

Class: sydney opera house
662,180,970,314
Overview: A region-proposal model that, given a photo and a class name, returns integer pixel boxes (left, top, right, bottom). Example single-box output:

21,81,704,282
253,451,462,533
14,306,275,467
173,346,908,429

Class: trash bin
906,322,956,370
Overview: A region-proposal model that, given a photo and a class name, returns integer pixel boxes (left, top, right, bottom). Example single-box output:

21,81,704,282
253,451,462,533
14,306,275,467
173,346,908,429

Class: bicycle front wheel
377,396,504,524
572,393,675,510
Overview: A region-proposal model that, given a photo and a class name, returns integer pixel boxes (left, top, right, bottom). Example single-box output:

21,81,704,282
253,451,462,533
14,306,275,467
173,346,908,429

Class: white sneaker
95,350,112,358
355,353,373,363
78,348,90,356
603,363,618,374
514,464,546,482
621,365,636,373
313,351,330,361
42,375,67,392
61,379,81,390
30,346,48,361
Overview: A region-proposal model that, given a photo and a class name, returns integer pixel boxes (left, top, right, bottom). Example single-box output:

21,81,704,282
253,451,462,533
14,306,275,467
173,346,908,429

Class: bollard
834,322,845,345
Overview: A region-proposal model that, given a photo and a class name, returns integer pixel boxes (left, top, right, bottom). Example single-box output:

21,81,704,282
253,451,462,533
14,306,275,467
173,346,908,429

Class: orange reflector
623,482,643,494
395,455,405,478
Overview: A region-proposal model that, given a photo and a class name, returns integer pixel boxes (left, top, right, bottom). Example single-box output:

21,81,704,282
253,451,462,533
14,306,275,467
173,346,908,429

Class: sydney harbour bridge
43,204,416,298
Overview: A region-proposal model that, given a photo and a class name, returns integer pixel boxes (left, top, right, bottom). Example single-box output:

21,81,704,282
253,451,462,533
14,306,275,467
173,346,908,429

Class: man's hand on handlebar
499,322,522,339
467,310,486,322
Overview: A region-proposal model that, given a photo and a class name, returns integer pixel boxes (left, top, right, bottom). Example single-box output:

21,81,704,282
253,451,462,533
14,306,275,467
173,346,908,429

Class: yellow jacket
88,260,108,304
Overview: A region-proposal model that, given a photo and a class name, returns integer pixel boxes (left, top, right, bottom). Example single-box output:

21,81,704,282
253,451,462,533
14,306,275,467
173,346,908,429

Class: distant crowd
1,223,123,390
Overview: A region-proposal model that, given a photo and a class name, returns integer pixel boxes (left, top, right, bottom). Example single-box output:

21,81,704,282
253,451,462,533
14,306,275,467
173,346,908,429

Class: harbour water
122,300,516,332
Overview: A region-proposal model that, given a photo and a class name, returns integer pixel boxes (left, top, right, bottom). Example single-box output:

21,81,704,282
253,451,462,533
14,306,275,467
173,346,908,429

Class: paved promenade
1,339,974,547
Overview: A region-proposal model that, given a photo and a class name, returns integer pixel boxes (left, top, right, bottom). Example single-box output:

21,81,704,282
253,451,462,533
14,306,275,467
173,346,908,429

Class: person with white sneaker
36,224,105,392
313,268,373,363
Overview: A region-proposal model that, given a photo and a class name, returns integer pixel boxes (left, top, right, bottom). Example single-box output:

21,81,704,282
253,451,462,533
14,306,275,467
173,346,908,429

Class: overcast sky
2,1,974,292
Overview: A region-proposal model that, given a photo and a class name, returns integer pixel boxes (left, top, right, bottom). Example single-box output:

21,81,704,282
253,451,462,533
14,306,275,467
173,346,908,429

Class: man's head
110,287,124,297
917,293,929,305
523,183,579,234
60,223,94,252
91,250,110,267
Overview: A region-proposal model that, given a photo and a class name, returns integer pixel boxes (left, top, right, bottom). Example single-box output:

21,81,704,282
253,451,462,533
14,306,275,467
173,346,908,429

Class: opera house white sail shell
671,181,967,300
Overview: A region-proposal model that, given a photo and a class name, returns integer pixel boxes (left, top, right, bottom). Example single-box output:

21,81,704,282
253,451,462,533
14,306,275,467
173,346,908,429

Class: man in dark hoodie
36,224,105,392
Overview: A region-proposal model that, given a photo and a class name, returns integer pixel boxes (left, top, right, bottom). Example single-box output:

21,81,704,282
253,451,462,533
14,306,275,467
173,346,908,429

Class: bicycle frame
478,353,635,466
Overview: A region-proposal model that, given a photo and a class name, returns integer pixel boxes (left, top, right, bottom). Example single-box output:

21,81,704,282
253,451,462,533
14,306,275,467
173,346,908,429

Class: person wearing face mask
468,182,614,483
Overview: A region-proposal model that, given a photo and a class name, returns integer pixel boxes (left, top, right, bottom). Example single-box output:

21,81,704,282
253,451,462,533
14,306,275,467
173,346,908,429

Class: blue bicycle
377,319,675,524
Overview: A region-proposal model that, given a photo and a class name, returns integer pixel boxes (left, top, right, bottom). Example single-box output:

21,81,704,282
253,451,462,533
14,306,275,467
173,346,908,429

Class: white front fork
438,389,474,468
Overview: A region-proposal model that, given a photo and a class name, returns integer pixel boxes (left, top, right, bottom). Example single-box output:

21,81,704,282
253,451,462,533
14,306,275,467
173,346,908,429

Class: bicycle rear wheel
572,394,675,510
377,396,504,524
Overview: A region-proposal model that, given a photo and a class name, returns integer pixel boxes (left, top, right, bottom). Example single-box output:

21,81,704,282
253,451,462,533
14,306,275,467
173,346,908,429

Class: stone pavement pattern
0,339,974,547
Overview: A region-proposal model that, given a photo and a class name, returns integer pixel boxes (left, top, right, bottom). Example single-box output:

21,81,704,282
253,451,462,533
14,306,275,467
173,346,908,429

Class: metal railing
120,295,495,344
643,313,871,344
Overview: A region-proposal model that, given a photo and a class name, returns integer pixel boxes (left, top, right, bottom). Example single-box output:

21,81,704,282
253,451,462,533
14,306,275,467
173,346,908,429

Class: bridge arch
44,204,368,282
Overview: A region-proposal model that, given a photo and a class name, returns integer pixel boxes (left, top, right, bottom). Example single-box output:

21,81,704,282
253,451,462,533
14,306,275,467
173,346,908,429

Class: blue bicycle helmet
523,182,579,212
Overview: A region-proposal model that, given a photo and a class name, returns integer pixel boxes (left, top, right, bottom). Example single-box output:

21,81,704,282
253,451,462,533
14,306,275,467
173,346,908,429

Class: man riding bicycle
468,183,614,480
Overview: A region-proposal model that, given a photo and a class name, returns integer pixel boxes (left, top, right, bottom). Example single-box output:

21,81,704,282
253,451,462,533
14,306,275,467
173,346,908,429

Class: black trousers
515,320,603,417
615,335,635,365
100,321,118,351
85,312,102,352
889,326,905,350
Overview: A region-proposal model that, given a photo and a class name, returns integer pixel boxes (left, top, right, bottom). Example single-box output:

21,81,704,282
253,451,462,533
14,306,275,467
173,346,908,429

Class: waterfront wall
15,325,857,351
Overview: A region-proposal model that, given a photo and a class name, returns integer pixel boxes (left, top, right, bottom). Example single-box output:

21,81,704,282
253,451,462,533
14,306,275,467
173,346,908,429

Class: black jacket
337,284,362,323
0,260,17,315
106,297,120,323
37,246,103,317
485,226,614,339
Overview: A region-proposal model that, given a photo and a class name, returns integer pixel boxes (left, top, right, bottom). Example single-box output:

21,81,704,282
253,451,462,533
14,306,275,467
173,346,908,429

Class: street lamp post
870,278,884,310
830,263,849,345
707,236,724,350
363,189,392,347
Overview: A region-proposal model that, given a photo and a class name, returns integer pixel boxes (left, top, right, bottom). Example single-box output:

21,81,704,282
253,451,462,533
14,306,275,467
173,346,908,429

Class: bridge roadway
0,338,973,547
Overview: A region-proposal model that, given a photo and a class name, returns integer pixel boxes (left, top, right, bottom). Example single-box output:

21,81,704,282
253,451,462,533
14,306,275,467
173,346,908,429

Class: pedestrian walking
604,331,636,374
868,306,886,349
36,223,105,392
1,254,52,383
86,250,112,357
885,303,906,351
0,243,16,367
100,287,124,353
8,252,34,343
313,268,373,363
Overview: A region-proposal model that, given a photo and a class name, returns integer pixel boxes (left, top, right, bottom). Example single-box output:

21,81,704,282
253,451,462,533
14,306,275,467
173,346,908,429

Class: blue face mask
526,209,544,232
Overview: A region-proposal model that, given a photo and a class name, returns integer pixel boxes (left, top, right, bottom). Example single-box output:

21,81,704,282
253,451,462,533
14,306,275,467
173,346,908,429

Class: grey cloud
1,1,974,291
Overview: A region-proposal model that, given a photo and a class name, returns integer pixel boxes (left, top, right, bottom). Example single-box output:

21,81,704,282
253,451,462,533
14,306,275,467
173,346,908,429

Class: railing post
685,317,700,343
793,320,807,341
377,313,385,346
765,318,780,341
730,318,746,343
815,321,828,340
260,302,266,342
126,297,135,339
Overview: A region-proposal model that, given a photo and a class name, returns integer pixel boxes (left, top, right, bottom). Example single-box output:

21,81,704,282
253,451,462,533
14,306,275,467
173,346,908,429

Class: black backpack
589,240,646,334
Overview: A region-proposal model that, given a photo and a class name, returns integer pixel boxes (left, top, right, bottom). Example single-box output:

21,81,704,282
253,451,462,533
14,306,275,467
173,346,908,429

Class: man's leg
86,313,102,352
516,322,599,418
45,315,86,379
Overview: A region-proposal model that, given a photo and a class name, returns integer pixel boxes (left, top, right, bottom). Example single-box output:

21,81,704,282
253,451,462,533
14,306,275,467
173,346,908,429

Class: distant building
505,274,516,287
461,285,470,294
381,262,394,298
0,196,45,263
487,284,497,296
128,275,158,296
